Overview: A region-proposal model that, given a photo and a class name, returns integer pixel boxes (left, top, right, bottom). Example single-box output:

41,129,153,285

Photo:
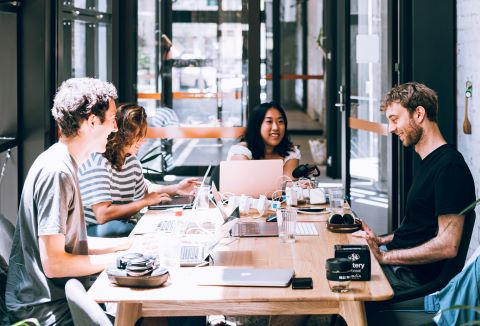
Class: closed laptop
219,159,283,198
197,268,294,287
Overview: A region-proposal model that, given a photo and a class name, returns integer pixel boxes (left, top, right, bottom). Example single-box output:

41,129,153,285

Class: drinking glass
329,189,344,213
195,185,211,209
276,208,297,243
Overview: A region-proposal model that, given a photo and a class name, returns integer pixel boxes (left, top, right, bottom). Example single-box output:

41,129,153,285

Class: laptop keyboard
170,195,194,205
296,223,318,236
181,245,201,261
156,220,175,233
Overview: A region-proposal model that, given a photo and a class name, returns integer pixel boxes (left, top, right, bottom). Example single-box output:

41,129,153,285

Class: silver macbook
231,221,319,237
219,160,283,198
197,268,295,287
149,164,212,210
179,206,240,267
231,221,279,237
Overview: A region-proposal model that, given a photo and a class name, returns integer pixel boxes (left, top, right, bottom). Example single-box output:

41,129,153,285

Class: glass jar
326,257,352,293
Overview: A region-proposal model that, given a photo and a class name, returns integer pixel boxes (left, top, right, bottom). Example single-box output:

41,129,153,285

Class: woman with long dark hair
227,101,300,179
79,103,197,237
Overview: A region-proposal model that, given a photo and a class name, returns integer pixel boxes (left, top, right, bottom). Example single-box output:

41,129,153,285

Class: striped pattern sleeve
130,156,148,201
78,153,113,224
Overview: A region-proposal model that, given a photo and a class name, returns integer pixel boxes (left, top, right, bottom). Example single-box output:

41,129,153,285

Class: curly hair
51,78,118,137
381,82,438,122
244,101,294,159
104,104,147,171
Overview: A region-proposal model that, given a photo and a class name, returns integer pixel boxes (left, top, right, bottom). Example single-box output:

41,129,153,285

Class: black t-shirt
387,144,475,283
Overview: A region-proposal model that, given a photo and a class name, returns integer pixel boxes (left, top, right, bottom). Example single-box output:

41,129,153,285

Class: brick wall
457,0,480,258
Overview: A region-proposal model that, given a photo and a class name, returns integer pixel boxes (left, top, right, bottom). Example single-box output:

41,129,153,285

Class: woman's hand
175,177,200,195
144,192,171,206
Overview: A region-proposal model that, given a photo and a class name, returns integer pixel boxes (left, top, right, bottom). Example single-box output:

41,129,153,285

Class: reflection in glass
349,0,388,188
97,23,108,81
96,0,109,12
172,0,242,11
138,0,158,94
72,0,87,9
72,21,87,77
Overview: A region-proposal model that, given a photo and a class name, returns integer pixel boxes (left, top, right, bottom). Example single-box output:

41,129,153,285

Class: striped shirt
78,153,148,225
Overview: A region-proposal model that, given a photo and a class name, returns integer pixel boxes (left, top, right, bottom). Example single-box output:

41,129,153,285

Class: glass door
335,0,393,234
137,0,255,175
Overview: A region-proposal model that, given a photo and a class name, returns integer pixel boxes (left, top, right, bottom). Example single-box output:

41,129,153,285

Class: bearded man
361,82,476,292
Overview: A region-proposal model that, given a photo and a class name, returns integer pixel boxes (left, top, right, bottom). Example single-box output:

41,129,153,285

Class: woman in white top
227,101,300,179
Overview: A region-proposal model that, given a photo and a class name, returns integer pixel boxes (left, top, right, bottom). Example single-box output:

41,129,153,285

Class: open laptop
179,207,240,266
219,160,283,198
231,221,319,237
232,221,279,237
149,164,212,210
197,267,294,287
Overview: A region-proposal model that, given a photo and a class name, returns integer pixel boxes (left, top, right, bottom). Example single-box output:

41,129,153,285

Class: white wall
457,0,480,258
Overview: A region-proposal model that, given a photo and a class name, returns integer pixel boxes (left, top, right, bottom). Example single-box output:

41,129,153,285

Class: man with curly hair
6,78,132,325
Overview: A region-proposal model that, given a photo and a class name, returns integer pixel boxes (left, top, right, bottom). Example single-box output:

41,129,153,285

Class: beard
401,119,423,147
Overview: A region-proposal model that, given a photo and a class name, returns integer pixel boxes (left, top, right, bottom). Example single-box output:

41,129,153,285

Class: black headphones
328,213,355,225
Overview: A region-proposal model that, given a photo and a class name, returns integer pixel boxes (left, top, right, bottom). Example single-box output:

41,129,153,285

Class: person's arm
87,236,133,254
39,234,122,278
91,192,171,224
228,143,251,161
369,214,464,265
148,177,199,195
361,220,394,245
283,158,299,180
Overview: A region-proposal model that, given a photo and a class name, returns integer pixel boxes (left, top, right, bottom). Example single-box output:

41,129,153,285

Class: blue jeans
86,220,136,238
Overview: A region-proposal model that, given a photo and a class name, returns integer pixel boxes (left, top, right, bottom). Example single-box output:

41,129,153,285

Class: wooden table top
87,206,393,305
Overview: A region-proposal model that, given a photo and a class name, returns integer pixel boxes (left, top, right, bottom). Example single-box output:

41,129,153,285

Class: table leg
115,302,142,326
339,301,367,326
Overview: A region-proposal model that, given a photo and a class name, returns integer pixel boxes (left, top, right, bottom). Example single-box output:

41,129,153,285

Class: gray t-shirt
6,142,89,325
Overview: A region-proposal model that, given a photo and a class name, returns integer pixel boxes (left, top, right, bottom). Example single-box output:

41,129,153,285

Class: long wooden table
87,208,393,326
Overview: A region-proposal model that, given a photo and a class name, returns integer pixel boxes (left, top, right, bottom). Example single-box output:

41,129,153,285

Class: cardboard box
334,244,371,281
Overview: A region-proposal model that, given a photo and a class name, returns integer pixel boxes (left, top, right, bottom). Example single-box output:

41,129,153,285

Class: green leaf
143,167,163,175
139,144,162,162
11,318,41,326
459,198,480,216
141,153,163,164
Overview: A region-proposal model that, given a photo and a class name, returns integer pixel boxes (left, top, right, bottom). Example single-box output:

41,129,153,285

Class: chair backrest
0,213,15,268
0,213,15,325
391,210,476,303
65,278,113,326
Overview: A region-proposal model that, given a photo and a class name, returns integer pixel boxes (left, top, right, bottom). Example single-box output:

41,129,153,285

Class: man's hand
361,220,393,245
144,192,171,206
366,236,386,264
361,220,380,243
175,177,200,195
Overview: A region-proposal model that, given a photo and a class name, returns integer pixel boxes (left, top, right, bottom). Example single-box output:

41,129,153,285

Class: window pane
97,22,111,81
72,0,87,9
72,20,87,77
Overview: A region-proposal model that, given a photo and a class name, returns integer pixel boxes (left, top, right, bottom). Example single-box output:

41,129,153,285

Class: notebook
219,160,283,198
149,165,212,210
197,268,295,287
